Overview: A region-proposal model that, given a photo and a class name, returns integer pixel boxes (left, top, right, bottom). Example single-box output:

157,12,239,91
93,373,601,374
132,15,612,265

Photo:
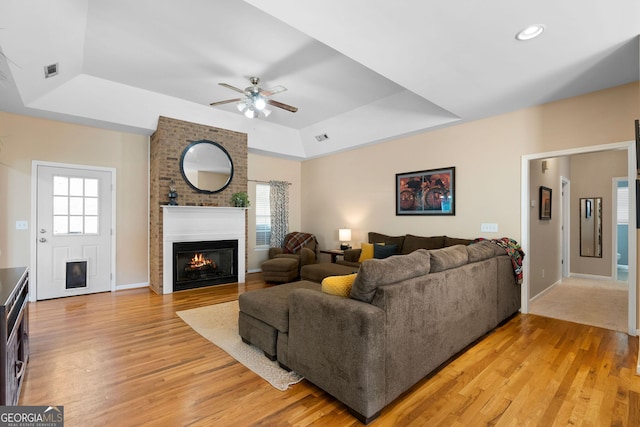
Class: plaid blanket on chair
283,232,317,254
474,237,525,285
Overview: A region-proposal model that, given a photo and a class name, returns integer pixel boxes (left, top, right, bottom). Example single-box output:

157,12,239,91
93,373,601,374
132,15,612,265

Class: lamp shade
339,228,351,242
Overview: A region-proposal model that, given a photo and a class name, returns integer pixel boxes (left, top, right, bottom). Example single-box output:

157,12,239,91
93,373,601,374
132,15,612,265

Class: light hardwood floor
21,273,640,426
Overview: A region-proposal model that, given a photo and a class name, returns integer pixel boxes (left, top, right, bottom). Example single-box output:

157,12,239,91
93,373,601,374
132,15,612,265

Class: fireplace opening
173,240,238,291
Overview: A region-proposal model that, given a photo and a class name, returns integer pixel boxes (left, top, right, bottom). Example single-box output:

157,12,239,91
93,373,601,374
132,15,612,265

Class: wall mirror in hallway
580,197,602,257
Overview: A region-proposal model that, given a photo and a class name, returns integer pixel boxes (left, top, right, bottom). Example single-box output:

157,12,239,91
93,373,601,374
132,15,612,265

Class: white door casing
520,141,637,336
31,162,115,301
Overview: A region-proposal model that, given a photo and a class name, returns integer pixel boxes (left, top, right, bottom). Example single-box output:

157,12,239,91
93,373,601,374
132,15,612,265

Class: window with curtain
255,183,271,246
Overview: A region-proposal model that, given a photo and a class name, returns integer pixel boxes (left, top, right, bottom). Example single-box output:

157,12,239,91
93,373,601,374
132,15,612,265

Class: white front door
35,164,113,300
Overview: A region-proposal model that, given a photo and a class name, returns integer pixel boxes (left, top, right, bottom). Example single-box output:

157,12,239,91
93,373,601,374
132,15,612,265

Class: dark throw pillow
374,244,397,259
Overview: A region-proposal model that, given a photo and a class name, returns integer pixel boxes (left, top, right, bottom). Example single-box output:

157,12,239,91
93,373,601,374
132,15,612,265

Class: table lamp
339,228,352,250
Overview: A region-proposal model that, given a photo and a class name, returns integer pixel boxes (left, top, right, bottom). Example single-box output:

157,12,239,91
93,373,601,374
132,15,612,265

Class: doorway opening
521,141,636,335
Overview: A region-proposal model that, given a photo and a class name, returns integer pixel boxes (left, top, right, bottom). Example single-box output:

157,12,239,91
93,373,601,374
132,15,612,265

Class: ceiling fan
209,76,298,118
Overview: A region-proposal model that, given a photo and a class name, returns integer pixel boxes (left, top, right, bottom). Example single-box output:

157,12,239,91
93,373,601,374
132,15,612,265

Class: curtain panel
269,180,289,247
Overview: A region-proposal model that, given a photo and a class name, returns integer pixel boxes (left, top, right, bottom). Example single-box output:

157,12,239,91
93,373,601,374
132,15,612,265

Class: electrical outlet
16,221,28,230
480,223,498,233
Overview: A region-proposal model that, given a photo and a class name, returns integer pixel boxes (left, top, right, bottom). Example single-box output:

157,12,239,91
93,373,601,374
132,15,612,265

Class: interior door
36,164,113,300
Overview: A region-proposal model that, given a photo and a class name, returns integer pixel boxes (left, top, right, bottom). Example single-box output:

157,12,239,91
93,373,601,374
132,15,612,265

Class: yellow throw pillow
321,273,358,298
358,243,375,262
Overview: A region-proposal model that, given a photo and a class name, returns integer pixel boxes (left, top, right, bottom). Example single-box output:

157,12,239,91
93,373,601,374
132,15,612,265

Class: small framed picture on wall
539,186,552,220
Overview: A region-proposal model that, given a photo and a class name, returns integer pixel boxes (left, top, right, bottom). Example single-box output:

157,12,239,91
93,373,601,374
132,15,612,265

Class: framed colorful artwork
396,167,455,216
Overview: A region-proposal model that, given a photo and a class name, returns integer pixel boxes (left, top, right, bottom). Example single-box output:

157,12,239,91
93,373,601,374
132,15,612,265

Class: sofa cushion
466,240,502,263
368,232,405,254
358,243,375,262
238,280,321,333
374,244,397,259
429,245,469,273
401,234,445,254
301,263,358,283
321,273,358,297
350,249,431,303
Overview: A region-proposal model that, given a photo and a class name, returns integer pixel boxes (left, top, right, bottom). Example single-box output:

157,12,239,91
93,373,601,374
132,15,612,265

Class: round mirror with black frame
180,140,234,194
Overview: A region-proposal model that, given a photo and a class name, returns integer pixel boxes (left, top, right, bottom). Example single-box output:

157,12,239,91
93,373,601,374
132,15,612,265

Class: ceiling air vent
315,133,329,142
44,63,59,78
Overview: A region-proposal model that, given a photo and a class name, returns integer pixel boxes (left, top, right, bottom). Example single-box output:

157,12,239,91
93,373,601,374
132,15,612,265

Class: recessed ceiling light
516,24,545,41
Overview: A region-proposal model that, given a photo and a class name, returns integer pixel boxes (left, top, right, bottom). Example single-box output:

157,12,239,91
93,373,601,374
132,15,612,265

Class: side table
320,249,345,263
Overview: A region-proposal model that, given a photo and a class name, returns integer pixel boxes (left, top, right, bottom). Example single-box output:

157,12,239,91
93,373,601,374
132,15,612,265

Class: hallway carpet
529,277,628,333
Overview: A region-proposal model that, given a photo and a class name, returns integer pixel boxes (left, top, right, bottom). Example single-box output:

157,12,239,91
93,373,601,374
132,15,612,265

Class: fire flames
189,253,216,269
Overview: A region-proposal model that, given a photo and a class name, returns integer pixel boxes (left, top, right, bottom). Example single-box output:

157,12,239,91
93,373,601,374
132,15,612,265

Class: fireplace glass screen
173,240,238,291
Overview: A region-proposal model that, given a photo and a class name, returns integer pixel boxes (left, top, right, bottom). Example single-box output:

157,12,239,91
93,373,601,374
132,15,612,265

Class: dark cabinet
0,267,29,405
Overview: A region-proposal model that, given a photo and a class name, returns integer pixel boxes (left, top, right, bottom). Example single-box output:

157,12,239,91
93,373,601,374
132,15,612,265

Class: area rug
176,300,303,391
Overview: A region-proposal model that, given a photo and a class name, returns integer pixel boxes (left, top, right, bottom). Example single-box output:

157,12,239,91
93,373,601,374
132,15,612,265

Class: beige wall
247,153,302,271
0,112,149,287
570,150,628,277
302,83,638,249
528,156,570,297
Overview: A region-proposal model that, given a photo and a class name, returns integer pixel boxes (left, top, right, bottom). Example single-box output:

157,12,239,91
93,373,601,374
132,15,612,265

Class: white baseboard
529,279,562,302
569,273,613,281
247,268,262,273
116,282,148,291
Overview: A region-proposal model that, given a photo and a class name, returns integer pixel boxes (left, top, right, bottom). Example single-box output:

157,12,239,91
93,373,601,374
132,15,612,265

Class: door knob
39,238,47,243
39,229,46,233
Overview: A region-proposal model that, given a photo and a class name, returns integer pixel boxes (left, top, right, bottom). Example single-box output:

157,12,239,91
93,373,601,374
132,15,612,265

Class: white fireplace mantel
162,206,246,293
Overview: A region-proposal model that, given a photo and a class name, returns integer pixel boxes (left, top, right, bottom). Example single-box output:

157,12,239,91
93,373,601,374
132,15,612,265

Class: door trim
561,176,570,278
30,161,116,302
520,140,637,336
612,177,629,281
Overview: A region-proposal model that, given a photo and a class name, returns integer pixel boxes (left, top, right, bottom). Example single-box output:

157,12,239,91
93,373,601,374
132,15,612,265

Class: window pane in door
53,216,68,234
69,197,84,215
69,178,84,196
85,198,98,215
53,196,68,215
69,216,83,234
85,179,98,197
53,176,68,196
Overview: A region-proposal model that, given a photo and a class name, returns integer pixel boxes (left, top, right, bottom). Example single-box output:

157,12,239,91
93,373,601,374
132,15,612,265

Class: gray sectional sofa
239,237,522,424
301,232,474,282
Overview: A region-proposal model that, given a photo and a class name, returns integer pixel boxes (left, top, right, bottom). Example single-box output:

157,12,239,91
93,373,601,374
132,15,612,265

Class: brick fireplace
149,116,248,294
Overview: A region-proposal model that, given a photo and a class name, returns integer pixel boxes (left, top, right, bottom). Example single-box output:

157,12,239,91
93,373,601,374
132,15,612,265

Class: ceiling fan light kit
210,76,298,119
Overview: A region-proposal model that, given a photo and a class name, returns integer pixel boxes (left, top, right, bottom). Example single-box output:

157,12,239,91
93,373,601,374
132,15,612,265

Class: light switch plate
480,223,498,233
16,221,28,230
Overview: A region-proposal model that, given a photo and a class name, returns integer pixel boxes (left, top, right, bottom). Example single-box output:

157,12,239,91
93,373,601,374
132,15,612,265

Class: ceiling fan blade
209,98,241,106
260,85,287,97
218,83,246,94
267,99,298,113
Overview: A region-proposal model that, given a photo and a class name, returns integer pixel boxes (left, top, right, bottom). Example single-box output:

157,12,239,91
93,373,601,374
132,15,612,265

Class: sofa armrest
268,247,283,258
287,288,386,420
343,248,361,263
298,247,316,266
